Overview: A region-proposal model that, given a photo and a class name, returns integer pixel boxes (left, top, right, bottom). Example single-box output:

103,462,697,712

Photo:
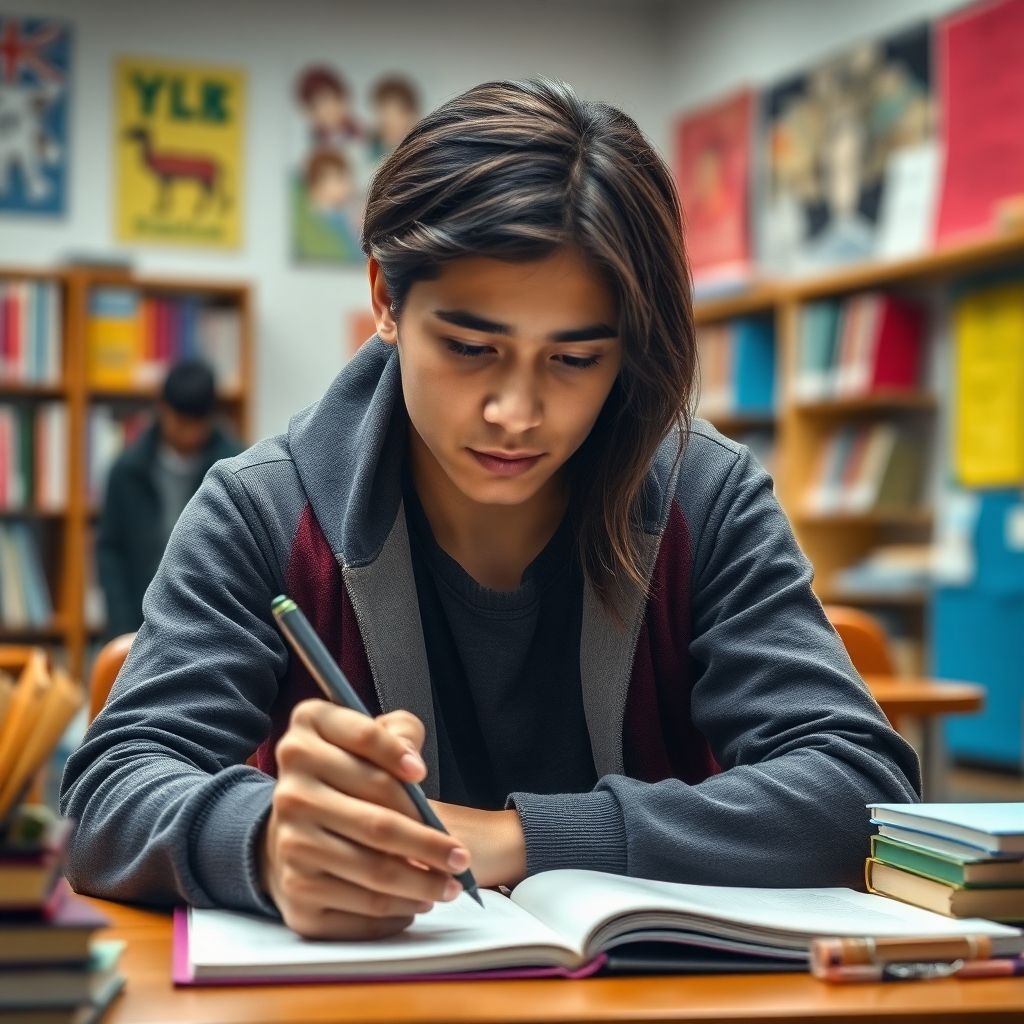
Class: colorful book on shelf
796,301,841,399
866,859,1024,922
731,318,775,413
869,803,1024,856
86,287,141,389
871,835,1024,888
174,867,1023,986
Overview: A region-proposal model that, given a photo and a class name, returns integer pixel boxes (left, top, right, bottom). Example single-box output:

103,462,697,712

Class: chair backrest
88,633,136,723
822,604,896,676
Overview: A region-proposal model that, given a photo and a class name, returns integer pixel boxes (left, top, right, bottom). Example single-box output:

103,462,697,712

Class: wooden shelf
0,507,67,520
88,386,244,403
0,617,69,641
0,264,253,683
796,509,934,528
692,284,779,324
0,382,67,399
794,392,938,416
817,589,928,608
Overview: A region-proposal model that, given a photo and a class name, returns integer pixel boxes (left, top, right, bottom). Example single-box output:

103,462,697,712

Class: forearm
429,802,527,889
508,732,917,888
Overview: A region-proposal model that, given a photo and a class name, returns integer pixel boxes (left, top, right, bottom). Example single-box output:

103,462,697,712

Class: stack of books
0,649,125,1022
866,803,1024,923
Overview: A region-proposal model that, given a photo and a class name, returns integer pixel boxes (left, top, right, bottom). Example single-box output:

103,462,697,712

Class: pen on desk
811,935,995,970
815,956,1024,983
271,594,484,908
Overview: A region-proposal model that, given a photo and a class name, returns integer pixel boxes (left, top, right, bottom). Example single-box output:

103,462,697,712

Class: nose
482,367,543,435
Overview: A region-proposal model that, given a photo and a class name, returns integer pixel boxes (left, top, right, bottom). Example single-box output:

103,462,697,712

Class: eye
445,339,491,358
555,353,601,369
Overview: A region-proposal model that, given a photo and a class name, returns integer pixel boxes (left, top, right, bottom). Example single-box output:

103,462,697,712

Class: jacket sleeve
508,444,921,888
61,463,287,915
96,462,141,639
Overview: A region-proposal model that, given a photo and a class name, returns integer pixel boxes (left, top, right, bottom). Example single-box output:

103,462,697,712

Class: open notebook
173,868,1024,985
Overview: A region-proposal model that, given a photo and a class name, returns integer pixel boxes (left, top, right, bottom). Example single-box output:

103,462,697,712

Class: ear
367,257,398,344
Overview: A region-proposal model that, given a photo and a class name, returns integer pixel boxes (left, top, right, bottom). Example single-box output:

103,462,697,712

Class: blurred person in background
96,358,242,639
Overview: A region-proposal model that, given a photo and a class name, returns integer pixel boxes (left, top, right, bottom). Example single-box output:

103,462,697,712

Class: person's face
310,165,353,209
375,96,416,148
158,405,214,456
370,247,622,509
308,89,348,132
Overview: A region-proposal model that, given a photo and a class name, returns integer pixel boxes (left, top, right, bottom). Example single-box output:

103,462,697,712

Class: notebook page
188,887,582,978
510,869,1023,956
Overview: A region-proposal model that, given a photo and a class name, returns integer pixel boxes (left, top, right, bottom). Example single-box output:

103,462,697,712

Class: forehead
408,250,617,326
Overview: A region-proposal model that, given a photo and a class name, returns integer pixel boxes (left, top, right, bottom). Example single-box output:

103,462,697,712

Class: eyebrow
433,308,617,342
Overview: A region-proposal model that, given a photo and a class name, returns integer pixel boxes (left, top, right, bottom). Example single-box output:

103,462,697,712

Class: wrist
497,808,527,887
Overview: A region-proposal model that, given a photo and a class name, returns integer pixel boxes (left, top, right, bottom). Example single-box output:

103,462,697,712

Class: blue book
731,318,776,413
869,803,1024,855
797,301,840,399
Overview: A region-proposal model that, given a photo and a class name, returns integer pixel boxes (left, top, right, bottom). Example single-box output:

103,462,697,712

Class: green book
871,834,1024,888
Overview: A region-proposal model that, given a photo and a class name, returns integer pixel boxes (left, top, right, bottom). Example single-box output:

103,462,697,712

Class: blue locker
932,490,1024,770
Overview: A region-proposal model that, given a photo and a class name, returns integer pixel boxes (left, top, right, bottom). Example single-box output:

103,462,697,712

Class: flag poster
0,16,72,215
114,57,245,248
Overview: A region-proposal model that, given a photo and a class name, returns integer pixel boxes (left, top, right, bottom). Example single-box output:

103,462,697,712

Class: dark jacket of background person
96,422,242,639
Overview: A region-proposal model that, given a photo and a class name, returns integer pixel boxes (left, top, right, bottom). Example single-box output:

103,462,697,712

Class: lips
468,448,544,477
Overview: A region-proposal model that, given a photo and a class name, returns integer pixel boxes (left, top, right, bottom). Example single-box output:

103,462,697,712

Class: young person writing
61,78,920,942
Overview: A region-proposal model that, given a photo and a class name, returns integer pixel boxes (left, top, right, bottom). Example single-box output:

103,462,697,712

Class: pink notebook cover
172,907,607,986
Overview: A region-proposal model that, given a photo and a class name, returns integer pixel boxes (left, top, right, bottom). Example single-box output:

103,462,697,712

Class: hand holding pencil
257,595,481,941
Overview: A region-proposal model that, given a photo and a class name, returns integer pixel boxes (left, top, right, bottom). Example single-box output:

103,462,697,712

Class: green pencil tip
271,595,296,615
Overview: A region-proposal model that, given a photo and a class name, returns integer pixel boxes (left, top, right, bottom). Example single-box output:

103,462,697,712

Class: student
95,358,242,640
61,78,919,941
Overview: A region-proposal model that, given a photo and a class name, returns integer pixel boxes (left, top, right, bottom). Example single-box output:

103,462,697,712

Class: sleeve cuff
191,769,279,917
505,789,627,877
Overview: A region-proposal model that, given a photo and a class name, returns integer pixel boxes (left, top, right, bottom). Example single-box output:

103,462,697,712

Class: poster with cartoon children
0,16,71,215
290,64,421,264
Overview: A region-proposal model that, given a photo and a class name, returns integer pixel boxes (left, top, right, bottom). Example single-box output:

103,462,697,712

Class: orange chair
88,633,136,724
821,604,897,677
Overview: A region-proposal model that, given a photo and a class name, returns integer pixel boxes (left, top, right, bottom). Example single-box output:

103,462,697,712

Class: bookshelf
0,265,253,683
692,225,1024,674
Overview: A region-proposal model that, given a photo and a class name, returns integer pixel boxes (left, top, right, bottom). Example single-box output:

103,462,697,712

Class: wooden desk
864,676,985,801
90,897,1024,1024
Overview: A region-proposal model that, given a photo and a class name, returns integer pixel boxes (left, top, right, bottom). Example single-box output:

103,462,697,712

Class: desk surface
89,898,1024,1024
864,676,984,716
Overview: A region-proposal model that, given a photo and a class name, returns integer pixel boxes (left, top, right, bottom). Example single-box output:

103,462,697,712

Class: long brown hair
362,77,697,611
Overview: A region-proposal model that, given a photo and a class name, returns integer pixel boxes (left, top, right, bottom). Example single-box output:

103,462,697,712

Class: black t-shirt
402,475,597,810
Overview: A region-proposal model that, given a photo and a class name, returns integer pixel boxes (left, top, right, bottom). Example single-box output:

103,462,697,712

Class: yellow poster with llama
114,57,244,248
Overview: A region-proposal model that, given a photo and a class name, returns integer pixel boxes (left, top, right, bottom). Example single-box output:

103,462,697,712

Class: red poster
673,89,753,288
936,0,1024,244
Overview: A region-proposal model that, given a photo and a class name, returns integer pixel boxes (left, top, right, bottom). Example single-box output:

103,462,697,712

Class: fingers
274,780,468,879
377,709,426,755
287,700,427,785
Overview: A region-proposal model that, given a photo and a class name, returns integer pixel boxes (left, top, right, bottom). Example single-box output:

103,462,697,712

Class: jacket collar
286,336,684,790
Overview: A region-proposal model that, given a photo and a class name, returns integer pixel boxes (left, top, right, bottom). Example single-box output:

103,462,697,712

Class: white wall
3,0,979,440
666,0,967,111
1,0,671,440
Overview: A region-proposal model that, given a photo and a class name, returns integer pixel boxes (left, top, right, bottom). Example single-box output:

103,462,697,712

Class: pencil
271,594,484,908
